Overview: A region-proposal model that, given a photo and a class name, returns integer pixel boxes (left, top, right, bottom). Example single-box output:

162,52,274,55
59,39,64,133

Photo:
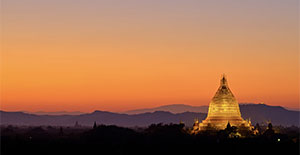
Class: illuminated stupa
196,74,251,131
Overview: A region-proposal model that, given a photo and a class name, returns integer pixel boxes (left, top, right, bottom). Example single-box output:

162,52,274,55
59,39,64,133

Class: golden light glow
196,75,251,130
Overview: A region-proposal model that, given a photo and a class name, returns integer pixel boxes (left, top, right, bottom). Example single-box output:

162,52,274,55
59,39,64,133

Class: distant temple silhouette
193,74,252,132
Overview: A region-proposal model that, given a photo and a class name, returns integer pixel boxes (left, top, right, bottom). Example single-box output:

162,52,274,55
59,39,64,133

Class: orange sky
1,0,299,112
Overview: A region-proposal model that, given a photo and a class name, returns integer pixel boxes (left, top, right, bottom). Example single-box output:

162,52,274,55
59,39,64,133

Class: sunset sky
1,0,299,112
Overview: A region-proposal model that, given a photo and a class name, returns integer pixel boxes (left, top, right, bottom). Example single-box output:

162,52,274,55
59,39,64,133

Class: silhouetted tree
263,123,275,138
28,127,46,136
254,123,262,135
75,121,79,127
93,121,97,129
1,123,299,155
59,127,63,136
225,122,235,133
226,122,231,128
268,123,273,130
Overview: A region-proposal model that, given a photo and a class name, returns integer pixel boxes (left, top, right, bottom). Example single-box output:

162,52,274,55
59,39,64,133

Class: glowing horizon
1,0,299,113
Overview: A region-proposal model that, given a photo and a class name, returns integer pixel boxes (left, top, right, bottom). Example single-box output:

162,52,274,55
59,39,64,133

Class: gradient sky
1,0,299,112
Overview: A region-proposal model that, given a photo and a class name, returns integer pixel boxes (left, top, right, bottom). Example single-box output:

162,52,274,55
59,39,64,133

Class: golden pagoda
195,74,251,131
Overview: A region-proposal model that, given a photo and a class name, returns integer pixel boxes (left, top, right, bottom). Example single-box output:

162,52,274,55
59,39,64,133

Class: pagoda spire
212,74,234,99
220,73,227,86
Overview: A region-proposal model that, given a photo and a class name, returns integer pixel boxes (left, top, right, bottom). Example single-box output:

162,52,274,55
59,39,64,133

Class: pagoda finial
222,73,227,80
220,74,227,86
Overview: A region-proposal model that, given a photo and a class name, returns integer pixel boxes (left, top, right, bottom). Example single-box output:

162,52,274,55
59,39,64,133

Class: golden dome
198,74,251,130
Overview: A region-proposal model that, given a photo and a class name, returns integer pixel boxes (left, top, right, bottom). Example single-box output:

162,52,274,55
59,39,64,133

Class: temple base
198,116,252,130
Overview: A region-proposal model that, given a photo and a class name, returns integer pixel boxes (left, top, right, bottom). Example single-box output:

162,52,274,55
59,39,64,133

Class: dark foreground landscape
1,123,299,155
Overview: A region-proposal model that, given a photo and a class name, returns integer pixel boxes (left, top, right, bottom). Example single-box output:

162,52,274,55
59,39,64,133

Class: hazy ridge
1,104,299,127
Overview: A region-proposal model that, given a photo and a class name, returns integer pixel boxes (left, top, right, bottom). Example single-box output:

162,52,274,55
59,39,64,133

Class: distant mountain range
124,104,208,114
1,104,299,127
27,111,84,115
124,103,299,114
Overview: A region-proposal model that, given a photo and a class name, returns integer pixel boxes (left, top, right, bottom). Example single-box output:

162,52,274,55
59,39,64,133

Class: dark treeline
1,123,299,155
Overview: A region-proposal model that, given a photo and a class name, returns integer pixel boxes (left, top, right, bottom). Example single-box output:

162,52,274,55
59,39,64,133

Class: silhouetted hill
0,110,206,127
29,111,84,115
0,111,73,126
1,104,299,127
240,104,299,126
